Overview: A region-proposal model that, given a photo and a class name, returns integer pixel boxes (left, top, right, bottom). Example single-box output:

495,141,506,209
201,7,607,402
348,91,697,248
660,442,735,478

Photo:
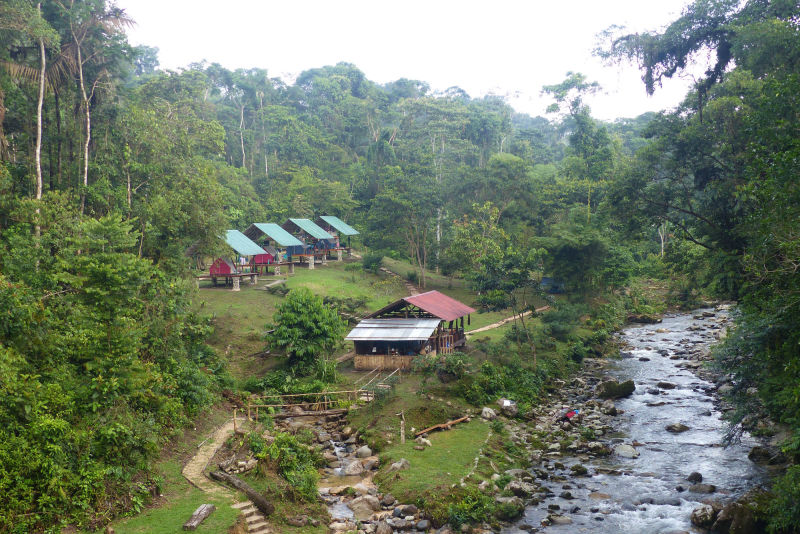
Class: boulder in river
355,445,372,458
666,423,691,433
343,460,364,476
687,472,703,483
348,496,381,520
613,444,640,458
597,380,636,399
689,483,717,494
691,504,718,528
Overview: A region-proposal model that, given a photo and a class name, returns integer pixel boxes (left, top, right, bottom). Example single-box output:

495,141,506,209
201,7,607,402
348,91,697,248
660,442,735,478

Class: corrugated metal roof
225,230,266,256
248,223,304,247
403,291,477,321
287,218,334,240
319,215,359,236
345,318,440,341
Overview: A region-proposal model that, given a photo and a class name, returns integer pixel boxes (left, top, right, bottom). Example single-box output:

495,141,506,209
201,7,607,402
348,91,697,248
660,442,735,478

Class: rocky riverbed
499,306,774,534
229,306,781,534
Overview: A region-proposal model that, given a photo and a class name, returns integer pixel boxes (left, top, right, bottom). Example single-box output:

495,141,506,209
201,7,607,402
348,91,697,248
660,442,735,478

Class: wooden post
398,410,406,444
255,406,259,422
247,401,251,421
233,409,237,433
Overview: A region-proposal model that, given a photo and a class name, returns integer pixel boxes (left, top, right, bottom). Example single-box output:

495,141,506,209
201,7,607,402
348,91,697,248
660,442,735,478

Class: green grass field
104,460,239,534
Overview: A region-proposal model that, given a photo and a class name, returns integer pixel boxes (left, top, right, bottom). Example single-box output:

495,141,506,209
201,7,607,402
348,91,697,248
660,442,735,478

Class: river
506,307,767,533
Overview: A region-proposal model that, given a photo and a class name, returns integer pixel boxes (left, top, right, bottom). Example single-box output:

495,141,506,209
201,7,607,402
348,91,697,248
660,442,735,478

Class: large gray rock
691,504,718,528
494,496,524,520
343,460,364,476
505,480,537,497
666,423,691,433
388,458,410,472
348,495,381,520
613,444,640,458
689,483,717,494
481,407,497,420
497,398,519,417
597,380,636,399
356,445,373,458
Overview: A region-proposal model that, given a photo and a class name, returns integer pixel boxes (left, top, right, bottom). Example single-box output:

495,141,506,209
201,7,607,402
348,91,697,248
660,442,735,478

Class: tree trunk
239,104,246,169
34,6,45,241
209,471,274,516
77,42,90,214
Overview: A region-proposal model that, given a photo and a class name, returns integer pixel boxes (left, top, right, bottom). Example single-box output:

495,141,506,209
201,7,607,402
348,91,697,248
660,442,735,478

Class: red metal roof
403,291,476,322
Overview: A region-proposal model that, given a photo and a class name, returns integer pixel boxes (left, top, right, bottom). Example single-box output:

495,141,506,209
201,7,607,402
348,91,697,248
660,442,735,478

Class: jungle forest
1,0,799,533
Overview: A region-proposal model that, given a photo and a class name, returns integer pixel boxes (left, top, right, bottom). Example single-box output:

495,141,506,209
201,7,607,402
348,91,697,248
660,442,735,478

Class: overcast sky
118,0,697,121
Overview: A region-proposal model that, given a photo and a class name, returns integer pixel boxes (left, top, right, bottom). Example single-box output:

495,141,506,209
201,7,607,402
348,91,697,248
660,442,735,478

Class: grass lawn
375,419,491,500
95,460,238,534
195,259,408,381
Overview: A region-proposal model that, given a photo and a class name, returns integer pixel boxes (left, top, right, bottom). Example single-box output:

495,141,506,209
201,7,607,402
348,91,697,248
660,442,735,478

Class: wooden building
315,215,359,256
206,230,266,289
243,223,304,270
346,291,476,370
281,218,335,267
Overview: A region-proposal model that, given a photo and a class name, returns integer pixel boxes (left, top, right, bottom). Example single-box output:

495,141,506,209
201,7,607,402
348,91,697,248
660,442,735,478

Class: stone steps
232,501,271,533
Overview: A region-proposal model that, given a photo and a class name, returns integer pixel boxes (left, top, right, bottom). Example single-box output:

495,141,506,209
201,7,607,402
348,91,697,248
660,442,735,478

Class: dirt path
182,418,241,496
379,267,419,295
466,306,550,336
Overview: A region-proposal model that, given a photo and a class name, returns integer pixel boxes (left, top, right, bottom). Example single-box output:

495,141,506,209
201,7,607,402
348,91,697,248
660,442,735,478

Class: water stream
506,307,767,533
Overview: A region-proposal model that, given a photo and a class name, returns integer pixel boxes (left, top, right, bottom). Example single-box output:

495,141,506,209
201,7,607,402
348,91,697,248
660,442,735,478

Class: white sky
118,0,698,121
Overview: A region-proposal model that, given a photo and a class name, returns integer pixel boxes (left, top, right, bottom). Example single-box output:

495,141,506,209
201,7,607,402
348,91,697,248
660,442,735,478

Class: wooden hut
206,230,266,289
315,215,359,258
253,245,280,274
243,223,304,272
346,291,476,370
281,218,335,267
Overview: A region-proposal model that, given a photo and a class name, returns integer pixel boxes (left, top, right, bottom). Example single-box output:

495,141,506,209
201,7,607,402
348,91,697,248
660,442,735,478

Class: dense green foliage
264,287,345,375
2,0,799,530
0,212,229,531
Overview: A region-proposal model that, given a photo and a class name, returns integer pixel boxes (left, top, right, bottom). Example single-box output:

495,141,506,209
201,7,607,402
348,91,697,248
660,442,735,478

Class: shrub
362,253,384,273
768,465,800,533
259,432,322,501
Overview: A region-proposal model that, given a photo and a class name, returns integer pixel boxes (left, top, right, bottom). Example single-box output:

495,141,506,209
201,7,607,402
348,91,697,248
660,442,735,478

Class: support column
275,264,281,276
250,274,258,285
337,249,343,262
289,262,295,274
195,278,200,289
309,255,315,270
321,252,327,265
232,276,240,291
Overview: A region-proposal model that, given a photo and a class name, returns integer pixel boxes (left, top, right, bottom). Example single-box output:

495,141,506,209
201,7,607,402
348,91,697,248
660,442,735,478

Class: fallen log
415,416,470,437
183,503,215,530
209,471,274,516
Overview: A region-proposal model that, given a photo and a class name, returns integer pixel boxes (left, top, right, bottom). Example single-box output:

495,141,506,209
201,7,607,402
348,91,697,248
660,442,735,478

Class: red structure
252,246,280,273
210,258,237,276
